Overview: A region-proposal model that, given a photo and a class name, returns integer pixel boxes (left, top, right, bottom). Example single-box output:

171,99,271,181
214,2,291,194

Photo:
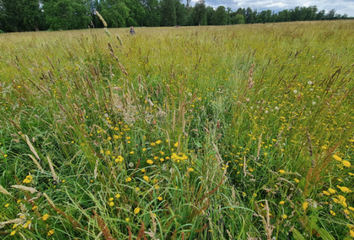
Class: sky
189,0,354,17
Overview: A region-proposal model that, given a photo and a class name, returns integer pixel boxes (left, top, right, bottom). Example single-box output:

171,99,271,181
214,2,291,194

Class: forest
0,0,351,32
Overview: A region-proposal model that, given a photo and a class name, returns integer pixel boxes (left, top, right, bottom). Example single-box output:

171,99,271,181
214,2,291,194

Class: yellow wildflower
47,229,55,236
174,142,178,147
115,194,121,198
157,197,163,201
279,201,285,205
125,177,132,182
328,188,336,194
42,214,50,221
115,156,124,163
323,191,330,196
337,186,351,193
10,230,16,236
332,155,342,161
279,170,285,174
342,160,351,167
303,202,309,211
109,202,114,207
5,203,9,208
330,210,335,216
134,207,140,214
147,160,153,165
282,214,287,219
23,220,31,229
143,175,149,181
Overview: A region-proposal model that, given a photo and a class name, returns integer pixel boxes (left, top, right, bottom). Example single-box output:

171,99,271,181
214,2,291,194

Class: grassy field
0,20,354,239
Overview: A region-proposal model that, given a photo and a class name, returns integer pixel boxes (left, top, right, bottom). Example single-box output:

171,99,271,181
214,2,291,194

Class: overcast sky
189,0,354,17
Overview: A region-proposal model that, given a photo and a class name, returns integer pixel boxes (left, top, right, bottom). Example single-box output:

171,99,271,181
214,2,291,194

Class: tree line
0,0,351,32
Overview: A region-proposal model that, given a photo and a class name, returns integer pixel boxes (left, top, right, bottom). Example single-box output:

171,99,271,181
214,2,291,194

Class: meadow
0,20,354,239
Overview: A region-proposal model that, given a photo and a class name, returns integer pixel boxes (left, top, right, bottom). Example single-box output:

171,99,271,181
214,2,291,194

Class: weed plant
0,21,354,239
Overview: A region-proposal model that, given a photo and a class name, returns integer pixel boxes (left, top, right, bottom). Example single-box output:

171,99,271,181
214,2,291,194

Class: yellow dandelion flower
294,178,299,183
188,168,194,172
350,230,354,237
125,177,132,182
332,155,342,161
279,201,285,205
134,207,140,214
23,220,31,229
349,207,354,211
115,194,121,198
5,203,9,208
337,186,351,193
147,160,153,165
109,202,114,207
323,191,330,196
42,213,50,221
279,170,286,174
282,214,287,219
10,230,16,236
342,160,351,167
174,142,178,147
32,206,38,210
157,196,163,201
156,140,162,144
143,175,149,181
142,148,146,152
47,229,55,236
303,202,309,211
126,218,130,222
328,188,336,194
330,210,335,216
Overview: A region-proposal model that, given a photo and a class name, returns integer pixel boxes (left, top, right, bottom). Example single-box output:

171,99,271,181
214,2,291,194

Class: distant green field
1,21,354,239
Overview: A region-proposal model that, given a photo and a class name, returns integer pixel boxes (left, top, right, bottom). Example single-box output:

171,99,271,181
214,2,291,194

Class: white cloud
189,0,354,17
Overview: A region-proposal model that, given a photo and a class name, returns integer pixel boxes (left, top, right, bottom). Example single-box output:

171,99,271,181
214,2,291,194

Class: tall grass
0,21,354,239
